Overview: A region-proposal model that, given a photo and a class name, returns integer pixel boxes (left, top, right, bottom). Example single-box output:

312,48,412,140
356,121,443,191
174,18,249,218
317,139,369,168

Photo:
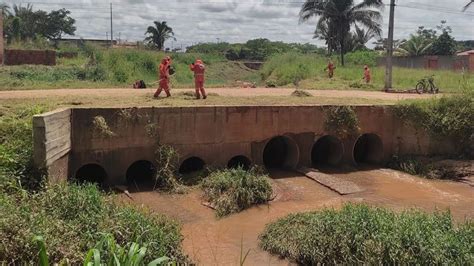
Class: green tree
45,9,76,40
300,0,383,66
431,21,456,55
3,4,75,43
144,21,175,50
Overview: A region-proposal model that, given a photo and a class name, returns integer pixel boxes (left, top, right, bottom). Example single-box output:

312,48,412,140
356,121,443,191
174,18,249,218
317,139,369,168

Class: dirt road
0,87,435,102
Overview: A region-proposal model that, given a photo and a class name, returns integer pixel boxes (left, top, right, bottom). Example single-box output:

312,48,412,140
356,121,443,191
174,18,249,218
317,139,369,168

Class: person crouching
190,59,207,99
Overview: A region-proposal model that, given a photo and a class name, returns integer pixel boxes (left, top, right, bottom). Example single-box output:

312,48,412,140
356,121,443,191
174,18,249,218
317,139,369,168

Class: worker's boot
203,94,207,99
196,93,200,100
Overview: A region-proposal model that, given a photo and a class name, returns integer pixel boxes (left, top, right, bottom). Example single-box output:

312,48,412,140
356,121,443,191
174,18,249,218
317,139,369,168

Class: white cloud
4,0,474,49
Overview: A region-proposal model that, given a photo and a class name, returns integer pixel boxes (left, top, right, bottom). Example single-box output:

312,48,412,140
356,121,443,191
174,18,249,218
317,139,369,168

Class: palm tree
313,19,338,55
300,0,383,66
398,35,433,56
144,21,175,50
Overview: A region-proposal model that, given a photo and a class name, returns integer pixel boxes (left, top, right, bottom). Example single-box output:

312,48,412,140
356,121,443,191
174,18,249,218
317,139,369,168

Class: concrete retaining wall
34,106,456,186
5,49,56,66
33,109,71,182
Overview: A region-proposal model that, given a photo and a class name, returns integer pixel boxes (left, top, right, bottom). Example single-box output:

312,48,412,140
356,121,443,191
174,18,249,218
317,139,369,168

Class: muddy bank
120,168,473,265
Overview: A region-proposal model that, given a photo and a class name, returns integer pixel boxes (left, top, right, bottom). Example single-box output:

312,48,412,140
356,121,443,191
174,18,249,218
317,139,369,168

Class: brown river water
120,168,473,266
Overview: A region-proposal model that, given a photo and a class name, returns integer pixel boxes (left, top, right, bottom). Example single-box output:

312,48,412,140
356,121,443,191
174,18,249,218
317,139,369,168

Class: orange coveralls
190,59,207,99
364,66,371,83
154,57,172,97
327,62,335,78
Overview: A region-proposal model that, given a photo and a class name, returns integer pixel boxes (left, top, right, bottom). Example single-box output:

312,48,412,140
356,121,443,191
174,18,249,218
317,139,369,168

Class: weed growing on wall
154,145,186,193
324,106,360,138
393,92,474,157
259,203,474,265
92,116,116,138
201,167,273,217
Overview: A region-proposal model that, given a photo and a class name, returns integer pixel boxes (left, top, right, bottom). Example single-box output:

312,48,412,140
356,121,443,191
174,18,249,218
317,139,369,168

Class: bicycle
415,75,439,94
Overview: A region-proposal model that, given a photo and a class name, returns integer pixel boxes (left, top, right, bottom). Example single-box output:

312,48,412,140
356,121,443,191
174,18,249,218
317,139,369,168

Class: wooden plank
297,167,364,195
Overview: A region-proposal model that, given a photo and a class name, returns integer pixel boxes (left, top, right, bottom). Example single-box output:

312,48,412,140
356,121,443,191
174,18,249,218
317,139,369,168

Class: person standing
190,59,207,99
363,65,371,84
325,60,336,78
154,56,172,98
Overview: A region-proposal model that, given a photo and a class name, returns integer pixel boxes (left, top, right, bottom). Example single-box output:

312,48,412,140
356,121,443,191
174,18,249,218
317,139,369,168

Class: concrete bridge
33,105,455,186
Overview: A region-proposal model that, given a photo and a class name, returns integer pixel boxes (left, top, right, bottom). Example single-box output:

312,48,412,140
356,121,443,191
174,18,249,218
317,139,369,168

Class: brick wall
377,55,471,72
5,49,56,66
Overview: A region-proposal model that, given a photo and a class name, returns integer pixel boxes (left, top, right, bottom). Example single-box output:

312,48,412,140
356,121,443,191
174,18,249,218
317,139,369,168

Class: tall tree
144,21,175,50
300,0,383,65
3,4,75,42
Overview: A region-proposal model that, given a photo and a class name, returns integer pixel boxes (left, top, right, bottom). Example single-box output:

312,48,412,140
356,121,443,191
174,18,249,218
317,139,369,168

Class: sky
3,0,474,49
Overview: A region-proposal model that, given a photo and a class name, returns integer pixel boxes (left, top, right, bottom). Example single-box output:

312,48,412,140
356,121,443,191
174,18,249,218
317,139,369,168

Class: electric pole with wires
385,0,396,91
110,3,113,48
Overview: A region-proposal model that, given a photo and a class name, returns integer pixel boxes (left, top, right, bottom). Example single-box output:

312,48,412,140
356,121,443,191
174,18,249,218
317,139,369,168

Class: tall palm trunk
340,37,345,66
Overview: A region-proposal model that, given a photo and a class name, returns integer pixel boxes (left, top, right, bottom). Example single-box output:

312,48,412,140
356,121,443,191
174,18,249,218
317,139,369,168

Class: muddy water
121,168,473,265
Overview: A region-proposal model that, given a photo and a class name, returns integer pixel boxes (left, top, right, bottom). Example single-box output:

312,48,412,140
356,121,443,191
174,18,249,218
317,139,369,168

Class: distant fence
377,55,472,72
5,49,56,66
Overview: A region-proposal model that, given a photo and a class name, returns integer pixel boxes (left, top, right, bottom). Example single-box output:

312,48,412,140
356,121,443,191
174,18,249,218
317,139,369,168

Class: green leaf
147,256,170,266
33,236,49,266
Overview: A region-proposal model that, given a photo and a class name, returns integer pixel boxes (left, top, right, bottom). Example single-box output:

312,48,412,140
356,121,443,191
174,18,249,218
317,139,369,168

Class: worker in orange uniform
154,56,172,98
324,59,336,78
363,65,371,84
190,59,207,99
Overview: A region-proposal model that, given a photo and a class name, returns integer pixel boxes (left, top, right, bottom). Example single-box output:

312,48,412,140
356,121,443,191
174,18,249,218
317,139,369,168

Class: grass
201,167,273,217
262,52,473,92
0,48,259,90
0,183,186,264
259,203,474,265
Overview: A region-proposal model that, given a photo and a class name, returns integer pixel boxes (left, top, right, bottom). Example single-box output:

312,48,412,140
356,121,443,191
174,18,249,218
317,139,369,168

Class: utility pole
384,0,396,91
110,3,113,48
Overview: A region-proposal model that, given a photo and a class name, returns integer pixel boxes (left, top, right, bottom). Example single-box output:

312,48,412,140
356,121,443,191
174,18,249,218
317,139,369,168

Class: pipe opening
263,136,299,169
353,133,384,165
179,156,205,174
228,155,252,170
126,160,156,191
311,135,343,167
75,164,107,185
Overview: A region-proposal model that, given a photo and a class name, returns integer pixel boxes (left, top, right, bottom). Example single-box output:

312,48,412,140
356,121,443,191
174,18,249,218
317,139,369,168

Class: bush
345,50,379,66
201,167,273,217
393,92,474,157
0,183,186,264
259,204,474,265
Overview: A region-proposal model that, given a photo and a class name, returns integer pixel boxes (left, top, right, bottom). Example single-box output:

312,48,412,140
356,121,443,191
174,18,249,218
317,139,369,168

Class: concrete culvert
311,135,344,167
126,160,156,190
263,136,299,169
179,156,205,174
228,155,252,170
353,133,384,165
75,163,107,185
